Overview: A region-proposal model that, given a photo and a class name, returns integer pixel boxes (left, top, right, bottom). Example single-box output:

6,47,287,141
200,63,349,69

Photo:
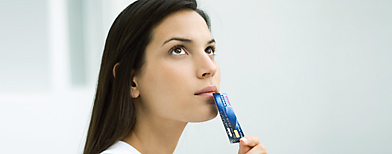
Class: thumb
238,138,251,154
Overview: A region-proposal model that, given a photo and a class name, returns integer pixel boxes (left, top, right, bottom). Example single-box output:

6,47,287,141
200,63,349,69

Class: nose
196,53,218,79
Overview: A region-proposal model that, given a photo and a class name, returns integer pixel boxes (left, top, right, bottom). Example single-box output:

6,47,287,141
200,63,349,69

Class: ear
113,63,120,78
130,73,140,98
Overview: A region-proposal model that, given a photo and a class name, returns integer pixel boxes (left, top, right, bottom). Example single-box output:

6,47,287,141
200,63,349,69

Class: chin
204,110,218,121
189,106,218,122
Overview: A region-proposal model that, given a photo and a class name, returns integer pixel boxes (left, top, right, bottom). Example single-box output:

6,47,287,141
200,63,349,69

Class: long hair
83,0,210,153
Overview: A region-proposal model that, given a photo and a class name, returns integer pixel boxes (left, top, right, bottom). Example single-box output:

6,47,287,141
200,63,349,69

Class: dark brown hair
83,0,210,153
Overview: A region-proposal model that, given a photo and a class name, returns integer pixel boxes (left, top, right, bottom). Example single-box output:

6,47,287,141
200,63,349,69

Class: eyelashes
205,46,215,55
169,45,216,56
169,45,188,55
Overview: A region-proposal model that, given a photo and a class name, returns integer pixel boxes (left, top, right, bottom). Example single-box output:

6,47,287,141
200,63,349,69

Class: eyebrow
162,37,215,46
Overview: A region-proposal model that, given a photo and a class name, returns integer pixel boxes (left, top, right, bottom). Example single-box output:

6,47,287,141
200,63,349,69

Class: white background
0,0,391,153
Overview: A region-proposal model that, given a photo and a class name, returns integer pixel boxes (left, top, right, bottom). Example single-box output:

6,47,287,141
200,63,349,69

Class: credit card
213,93,245,143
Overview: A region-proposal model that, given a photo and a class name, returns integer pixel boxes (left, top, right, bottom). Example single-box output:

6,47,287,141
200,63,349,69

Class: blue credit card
213,93,245,143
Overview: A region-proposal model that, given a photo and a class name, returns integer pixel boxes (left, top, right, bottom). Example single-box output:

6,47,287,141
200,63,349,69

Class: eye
205,46,215,55
169,45,188,55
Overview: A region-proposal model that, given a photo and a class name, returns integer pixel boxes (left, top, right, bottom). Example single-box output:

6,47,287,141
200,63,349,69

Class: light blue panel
68,0,87,86
0,0,50,93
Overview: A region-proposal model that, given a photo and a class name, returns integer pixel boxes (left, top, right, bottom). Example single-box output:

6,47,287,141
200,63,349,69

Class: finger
238,138,251,154
241,136,260,147
246,144,268,154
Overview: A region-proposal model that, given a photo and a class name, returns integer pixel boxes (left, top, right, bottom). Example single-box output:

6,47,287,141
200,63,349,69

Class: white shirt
101,141,142,154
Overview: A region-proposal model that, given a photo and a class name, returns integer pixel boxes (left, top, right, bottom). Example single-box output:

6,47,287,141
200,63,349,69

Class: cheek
137,61,194,111
148,61,192,93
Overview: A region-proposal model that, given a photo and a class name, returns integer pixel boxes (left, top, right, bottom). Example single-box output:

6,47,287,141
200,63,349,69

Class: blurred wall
0,0,391,153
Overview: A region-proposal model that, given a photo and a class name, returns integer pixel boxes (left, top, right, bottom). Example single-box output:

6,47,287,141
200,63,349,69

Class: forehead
151,10,211,42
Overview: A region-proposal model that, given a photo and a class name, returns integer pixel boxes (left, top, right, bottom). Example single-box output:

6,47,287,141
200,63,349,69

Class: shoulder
100,141,141,154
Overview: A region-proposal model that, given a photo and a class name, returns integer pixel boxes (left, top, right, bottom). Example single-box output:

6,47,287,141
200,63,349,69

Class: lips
195,85,218,96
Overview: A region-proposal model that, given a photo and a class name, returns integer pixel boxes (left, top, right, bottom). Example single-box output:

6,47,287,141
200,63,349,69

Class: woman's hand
238,136,267,154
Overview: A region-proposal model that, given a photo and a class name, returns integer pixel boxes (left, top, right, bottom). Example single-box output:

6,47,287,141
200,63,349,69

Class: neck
122,109,187,154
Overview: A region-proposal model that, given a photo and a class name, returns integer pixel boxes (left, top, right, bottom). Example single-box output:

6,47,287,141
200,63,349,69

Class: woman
84,0,267,153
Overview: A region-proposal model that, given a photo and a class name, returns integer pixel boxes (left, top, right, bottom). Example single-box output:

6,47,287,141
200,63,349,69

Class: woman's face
133,10,220,123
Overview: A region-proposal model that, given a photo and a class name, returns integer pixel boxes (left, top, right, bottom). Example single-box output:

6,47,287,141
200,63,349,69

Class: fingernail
240,138,248,143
